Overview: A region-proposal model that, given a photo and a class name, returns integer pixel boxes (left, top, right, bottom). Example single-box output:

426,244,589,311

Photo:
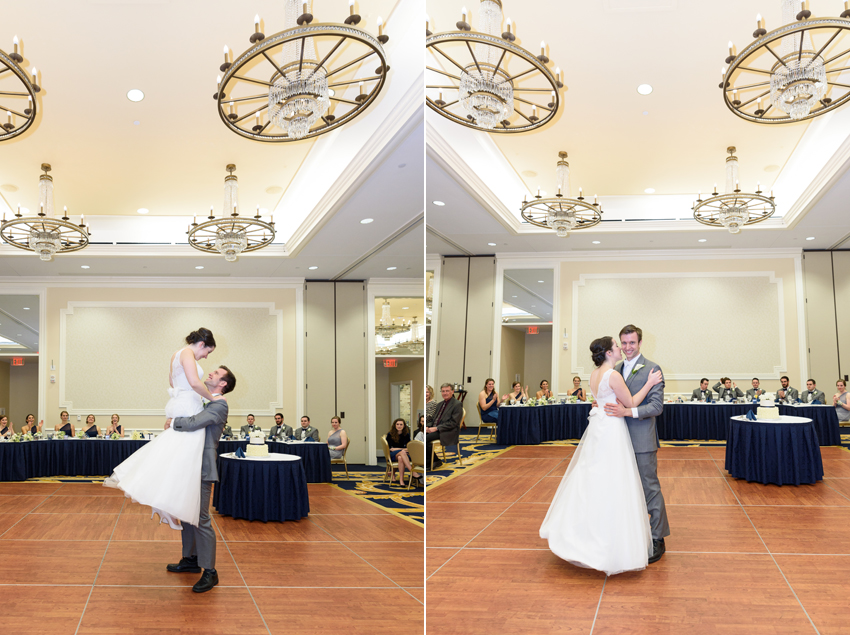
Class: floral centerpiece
10,433,21,442
33,432,43,439
75,429,85,439
55,431,65,439
570,395,577,404
110,433,120,440
526,398,538,407
547,397,557,405
131,430,149,440
23,433,33,441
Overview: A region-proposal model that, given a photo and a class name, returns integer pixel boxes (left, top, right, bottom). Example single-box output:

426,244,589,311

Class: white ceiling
0,295,38,353
503,269,553,321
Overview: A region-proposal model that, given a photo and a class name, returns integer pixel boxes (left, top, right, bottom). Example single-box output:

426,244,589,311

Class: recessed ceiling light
432,201,445,206
398,163,406,168
137,208,149,214
487,242,496,246
642,111,649,116
133,120,140,125
531,305,536,308
698,239,707,243
592,240,601,244
360,218,373,224
1,184,18,192
308,266,318,270
127,89,145,102
387,266,397,271
265,186,283,194
195,266,204,270
23,307,29,310
637,84,653,95
644,188,655,194
806,236,815,240
81,265,90,269
538,280,544,283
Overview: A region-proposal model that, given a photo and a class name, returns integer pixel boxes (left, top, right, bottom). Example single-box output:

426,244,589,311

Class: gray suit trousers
635,451,670,541
182,480,215,570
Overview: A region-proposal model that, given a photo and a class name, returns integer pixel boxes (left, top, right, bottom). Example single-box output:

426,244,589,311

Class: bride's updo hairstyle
590,336,614,367
186,327,216,349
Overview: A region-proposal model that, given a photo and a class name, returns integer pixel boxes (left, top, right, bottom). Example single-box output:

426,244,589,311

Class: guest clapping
327,416,348,459
23,413,39,434
777,376,799,402
83,415,99,438
105,414,123,437
802,379,826,404
0,416,12,438
502,382,528,405
536,380,553,400
269,413,293,440
571,376,586,401
55,411,74,436
478,378,500,423
426,385,439,425
834,380,850,423
386,418,412,487
713,378,744,401
745,378,764,400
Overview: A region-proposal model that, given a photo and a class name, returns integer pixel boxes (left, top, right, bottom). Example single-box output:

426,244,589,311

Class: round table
213,453,310,522
725,415,824,485
217,440,333,482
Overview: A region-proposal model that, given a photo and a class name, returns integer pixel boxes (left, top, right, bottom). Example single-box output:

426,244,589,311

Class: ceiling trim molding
0,276,304,289
0,243,288,258
333,214,423,280
426,225,474,256
494,248,803,263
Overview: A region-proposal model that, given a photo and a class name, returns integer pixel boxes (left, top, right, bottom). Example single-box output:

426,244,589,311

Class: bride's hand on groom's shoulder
648,368,663,386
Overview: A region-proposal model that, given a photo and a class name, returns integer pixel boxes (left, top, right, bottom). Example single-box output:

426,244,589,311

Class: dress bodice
171,348,203,393
328,429,342,446
482,391,498,413
84,426,98,438
593,369,617,406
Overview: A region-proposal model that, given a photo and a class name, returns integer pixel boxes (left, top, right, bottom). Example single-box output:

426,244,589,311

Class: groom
163,365,237,593
603,324,670,563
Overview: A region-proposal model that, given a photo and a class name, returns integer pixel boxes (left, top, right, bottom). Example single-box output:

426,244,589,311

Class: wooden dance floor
427,445,850,635
0,482,423,634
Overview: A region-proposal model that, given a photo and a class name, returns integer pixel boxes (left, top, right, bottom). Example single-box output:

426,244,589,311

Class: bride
105,328,220,529
539,336,662,575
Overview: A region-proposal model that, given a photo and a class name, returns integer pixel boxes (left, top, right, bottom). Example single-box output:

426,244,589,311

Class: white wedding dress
104,348,205,527
539,368,653,575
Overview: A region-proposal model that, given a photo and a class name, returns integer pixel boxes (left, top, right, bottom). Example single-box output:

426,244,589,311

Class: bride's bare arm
179,347,215,402
168,352,175,389
609,369,663,409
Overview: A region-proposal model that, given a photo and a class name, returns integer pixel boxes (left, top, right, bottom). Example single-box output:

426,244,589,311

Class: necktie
435,399,449,426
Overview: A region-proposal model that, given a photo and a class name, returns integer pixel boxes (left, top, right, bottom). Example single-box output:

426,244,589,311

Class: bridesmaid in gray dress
327,415,349,459
834,380,850,423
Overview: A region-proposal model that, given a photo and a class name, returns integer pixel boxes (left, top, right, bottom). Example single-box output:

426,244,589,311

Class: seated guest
386,418,411,486
745,378,765,400
570,376,586,401
54,411,75,436
425,383,462,468
327,415,348,458
502,382,528,405
414,414,425,442
834,380,850,423
269,413,293,439
713,378,744,401
221,424,234,438
294,415,320,441
535,379,554,400
104,414,123,437
0,416,12,438
691,378,713,402
478,378,499,423
82,414,99,438
777,376,799,402
801,379,826,404
240,414,261,437
23,413,38,434
426,385,439,425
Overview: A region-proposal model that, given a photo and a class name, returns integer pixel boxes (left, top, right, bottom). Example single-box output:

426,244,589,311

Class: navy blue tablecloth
0,439,150,481
213,454,310,522
497,404,592,445
725,416,824,485
217,440,332,482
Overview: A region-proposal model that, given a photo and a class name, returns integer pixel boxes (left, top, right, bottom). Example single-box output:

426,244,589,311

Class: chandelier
187,165,275,261
426,0,563,132
0,35,41,142
721,0,850,123
693,147,776,233
215,0,388,142
520,151,602,237
407,316,425,354
1,165,89,261
376,299,410,338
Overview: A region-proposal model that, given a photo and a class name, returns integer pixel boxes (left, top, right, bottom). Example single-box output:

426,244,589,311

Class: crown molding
0,276,304,289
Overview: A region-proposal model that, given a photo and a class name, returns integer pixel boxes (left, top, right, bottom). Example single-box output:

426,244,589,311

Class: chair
476,403,497,442
330,442,350,480
406,440,425,489
380,436,397,484
431,409,464,470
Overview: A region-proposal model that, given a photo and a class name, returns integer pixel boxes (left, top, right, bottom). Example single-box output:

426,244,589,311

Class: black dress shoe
166,557,201,573
431,459,444,469
648,538,666,564
192,569,219,593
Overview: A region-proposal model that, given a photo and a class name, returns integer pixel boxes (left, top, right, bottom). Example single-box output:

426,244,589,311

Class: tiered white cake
756,392,779,420
246,430,268,457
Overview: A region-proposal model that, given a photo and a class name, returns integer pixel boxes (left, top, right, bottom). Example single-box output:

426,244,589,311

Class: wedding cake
245,430,268,457
756,392,779,420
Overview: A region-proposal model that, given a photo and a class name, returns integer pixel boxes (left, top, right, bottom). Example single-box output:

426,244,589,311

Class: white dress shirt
621,357,640,419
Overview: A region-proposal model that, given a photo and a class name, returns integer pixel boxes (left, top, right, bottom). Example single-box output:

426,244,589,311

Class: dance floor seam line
589,575,607,635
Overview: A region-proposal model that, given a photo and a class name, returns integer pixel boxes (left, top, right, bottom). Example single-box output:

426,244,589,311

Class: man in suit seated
713,378,744,401
745,378,765,401
269,413,293,440
801,379,827,404
691,378,713,402
294,415,320,441
239,414,261,438
777,375,799,402
425,383,462,469
221,424,234,438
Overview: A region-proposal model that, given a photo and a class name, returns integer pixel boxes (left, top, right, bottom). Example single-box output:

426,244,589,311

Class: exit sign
383,359,397,368
527,326,538,335
12,358,23,366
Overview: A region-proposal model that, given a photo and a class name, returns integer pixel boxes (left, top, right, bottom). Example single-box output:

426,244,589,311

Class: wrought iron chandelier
215,0,389,142
0,35,41,142
721,0,850,123
692,147,776,233
0,164,90,261
426,0,563,132
520,151,602,237
187,165,276,262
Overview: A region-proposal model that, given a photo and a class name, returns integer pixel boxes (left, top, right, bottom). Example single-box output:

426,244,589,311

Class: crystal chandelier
215,1,388,142
0,34,41,142
0,164,90,261
407,317,425,354
427,0,563,133
376,299,410,338
721,1,850,123
693,147,776,233
520,151,602,237
187,165,276,261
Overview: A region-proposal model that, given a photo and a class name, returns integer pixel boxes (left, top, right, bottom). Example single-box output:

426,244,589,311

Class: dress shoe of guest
431,459,444,469
648,538,666,564
166,557,201,573
192,569,219,593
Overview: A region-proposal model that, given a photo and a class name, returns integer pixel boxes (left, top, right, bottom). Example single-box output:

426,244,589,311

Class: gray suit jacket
691,388,713,401
434,397,462,446
269,424,293,439
240,424,261,437
801,389,826,404
294,425,320,441
745,388,765,400
713,382,744,400
777,386,799,401
617,355,664,454
173,399,229,482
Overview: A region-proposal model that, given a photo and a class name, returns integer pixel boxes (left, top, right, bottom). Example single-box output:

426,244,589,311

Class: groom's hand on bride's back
603,401,627,417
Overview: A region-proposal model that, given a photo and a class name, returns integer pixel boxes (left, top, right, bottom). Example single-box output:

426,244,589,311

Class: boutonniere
631,364,645,376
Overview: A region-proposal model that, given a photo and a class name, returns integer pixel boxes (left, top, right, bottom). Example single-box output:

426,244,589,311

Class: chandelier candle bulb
12,35,18,55
540,41,545,55
254,14,260,31
378,16,384,36
757,13,762,26
223,45,228,62
462,6,467,19
31,68,36,83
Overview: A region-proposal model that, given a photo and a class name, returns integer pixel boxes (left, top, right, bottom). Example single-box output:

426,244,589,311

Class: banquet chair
476,403,497,442
330,442,350,480
406,440,425,489
431,409,465,470
380,436,397,484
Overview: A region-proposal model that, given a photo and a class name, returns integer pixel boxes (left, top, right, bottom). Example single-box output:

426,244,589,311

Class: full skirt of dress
539,407,652,575
104,388,205,527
